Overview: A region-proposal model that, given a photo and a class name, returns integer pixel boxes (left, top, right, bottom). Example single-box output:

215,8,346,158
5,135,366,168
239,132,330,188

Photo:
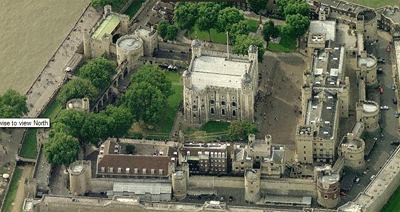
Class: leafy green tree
122,82,166,124
79,57,116,89
80,112,112,145
105,105,134,138
48,122,71,138
130,64,173,100
157,20,169,40
166,25,179,41
44,132,80,167
217,7,244,32
217,2,234,8
247,0,268,23
229,20,251,44
197,2,221,41
91,0,125,8
285,14,310,39
126,144,135,154
227,121,258,141
57,78,98,105
173,2,198,30
0,89,28,118
54,109,86,139
284,1,310,17
233,34,265,62
262,20,279,45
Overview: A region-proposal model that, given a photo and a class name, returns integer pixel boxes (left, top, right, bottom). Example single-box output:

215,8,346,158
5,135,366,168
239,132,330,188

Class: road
340,31,400,204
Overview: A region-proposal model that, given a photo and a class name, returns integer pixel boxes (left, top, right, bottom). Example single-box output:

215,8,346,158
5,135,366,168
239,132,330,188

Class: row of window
210,108,236,116
200,164,225,168
100,167,163,175
210,100,237,107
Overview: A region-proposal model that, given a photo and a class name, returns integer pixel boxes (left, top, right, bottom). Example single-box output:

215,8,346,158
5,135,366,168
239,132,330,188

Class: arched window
232,102,237,107
221,109,226,115
211,108,215,114
232,110,236,116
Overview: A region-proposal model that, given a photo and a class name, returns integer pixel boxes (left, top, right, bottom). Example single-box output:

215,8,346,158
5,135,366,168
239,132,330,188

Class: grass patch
268,34,297,52
124,0,145,18
2,168,23,212
19,129,38,159
382,185,400,212
188,25,227,44
145,71,183,139
346,0,400,8
200,121,230,133
41,100,62,121
245,19,259,33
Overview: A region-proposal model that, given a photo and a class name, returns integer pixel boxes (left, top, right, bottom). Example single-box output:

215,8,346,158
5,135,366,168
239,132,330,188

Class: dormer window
118,167,122,173
143,168,146,174
159,169,163,175
109,167,113,173
151,169,155,174
101,167,105,172
126,168,130,173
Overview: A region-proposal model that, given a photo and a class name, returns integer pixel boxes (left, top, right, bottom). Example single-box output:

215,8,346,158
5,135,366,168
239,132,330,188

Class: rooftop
112,182,171,195
309,21,336,41
383,7,400,24
305,90,338,140
92,14,121,40
190,56,251,91
312,47,345,87
358,56,376,68
118,38,141,53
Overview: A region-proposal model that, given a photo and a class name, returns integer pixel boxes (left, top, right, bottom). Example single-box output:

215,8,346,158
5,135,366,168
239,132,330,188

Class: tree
262,20,279,45
247,0,268,23
57,78,98,105
126,144,135,154
157,20,169,40
233,34,265,62
166,25,179,41
227,121,258,141
44,132,80,168
130,64,173,100
285,14,310,39
197,2,221,41
80,112,112,145
230,20,250,44
91,0,125,8
122,82,166,124
79,57,116,89
284,1,310,17
105,105,134,138
54,109,86,139
0,89,28,118
48,122,71,138
173,2,198,30
217,7,244,32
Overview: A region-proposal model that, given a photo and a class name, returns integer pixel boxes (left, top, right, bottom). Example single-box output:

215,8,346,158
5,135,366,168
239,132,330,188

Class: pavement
338,30,400,206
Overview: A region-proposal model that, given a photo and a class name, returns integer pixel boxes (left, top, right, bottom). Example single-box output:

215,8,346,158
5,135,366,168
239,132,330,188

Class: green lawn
200,121,230,133
346,0,400,8
2,168,23,212
146,71,183,139
19,129,38,159
189,25,227,44
41,100,62,121
382,185,400,212
245,19,259,33
268,35,297,52
124,0,145,18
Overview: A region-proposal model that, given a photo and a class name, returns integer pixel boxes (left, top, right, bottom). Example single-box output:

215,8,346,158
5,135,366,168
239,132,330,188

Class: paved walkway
11,165,33,212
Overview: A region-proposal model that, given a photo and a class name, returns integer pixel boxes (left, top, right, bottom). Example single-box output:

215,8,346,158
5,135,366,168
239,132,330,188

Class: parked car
377,58,386,63
370,175,376,181
380,106,389,110
387,45,391,52
380,88,384,94
394,98,397,105
391,141,400,145
354,177,360,184
392,83,396,91
395,112,399,118
340,191,346,196
377,67,383,74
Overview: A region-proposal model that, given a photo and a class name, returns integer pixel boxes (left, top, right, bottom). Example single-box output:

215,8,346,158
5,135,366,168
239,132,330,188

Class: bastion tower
68,160,92,196
244,169,261,203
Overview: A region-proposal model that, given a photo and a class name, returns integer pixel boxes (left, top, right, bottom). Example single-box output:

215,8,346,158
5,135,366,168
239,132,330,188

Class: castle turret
264,134,272,156
244,169,261,203
248,44,258,63
120,14,130,34
191,39,202,58
68,161,92,196
83,32,91,59
315,165,340,208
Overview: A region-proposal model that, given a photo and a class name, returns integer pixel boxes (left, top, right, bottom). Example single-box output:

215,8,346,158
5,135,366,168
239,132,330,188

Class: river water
0,0,90,94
